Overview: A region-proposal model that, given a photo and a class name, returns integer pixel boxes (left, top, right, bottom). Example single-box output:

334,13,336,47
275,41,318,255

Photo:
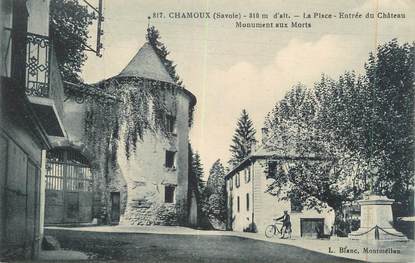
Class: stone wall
124,203,178,225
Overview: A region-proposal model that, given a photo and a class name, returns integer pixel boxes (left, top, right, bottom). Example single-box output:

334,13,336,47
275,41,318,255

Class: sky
81,0,415,177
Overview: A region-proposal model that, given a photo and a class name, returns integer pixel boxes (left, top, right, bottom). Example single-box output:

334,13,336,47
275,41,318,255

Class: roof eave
224,153,333,179
103,75,197,107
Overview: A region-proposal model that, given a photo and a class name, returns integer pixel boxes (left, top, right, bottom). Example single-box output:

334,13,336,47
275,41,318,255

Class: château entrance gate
44,148,93,225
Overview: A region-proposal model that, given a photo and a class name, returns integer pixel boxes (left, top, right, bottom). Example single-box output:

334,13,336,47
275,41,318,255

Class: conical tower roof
117,42,175,84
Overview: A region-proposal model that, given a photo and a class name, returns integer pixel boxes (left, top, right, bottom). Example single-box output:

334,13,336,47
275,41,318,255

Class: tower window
237,196,240,213
165,114,176,133
246,193,250,211
165,150,176,168
165,185,175,203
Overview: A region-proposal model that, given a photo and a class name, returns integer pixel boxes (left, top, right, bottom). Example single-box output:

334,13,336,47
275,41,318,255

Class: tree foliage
192,152,205,193
146,26,195,126
187,144,205,223
50,0,96,82
188,145,205,200
229,109,257,167
264,83,368,215
85,78,172,162
146,26,183,86
364,40,414,202
202,159,227,222
264,39,414,215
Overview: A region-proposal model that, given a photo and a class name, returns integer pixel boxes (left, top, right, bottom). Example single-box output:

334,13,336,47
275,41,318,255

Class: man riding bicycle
276,210,291,238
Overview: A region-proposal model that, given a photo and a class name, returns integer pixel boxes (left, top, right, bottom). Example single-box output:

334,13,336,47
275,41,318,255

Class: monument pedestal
349,195,407,241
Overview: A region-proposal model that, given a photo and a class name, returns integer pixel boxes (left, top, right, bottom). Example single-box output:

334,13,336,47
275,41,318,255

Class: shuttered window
235,172,240,188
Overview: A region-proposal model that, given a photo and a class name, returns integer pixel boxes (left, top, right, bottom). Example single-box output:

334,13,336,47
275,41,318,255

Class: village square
0,0,414,262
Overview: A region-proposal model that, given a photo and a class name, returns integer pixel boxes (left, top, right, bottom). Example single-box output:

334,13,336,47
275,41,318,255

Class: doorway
300,218,324,238
110,192,120,225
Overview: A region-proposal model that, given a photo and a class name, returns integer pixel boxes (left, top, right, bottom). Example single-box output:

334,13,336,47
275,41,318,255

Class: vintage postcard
0,0,414,262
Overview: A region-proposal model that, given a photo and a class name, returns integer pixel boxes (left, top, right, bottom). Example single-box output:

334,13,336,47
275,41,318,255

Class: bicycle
265,219,292,239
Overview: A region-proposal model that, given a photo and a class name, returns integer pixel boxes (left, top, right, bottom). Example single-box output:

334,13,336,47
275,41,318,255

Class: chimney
261,127,269,144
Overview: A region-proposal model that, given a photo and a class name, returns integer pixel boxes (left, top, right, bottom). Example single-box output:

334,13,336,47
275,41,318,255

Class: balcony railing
25,32,50,97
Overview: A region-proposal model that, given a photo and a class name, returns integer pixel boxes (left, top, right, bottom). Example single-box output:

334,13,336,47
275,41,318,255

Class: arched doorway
44,148,93,225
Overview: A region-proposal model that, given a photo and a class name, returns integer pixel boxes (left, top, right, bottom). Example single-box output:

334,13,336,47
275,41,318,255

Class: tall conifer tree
192,152,205,193
146,26,196,126
229,109,257,166
146,26,183,86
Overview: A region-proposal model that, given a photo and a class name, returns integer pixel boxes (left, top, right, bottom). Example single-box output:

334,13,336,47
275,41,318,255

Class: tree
264,83,368,218
229,109,257,167
188,145,205,199
192,152,205,193
187,144,205,224
202,159,227,223
146,26,183,86
146,26,196,127
364,39,414,207
264,40,415,219
50,0,96,82
313,40,414,211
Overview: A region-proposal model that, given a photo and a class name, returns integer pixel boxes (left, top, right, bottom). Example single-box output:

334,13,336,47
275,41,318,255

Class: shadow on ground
43,228,363,263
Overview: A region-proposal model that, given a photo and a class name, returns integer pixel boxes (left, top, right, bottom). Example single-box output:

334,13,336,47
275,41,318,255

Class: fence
45,148,93,224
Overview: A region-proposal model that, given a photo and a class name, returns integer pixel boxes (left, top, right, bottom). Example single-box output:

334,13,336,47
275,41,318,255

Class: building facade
225,147,335,238
1,0,196,259
42,42,197,227
1,0,67,259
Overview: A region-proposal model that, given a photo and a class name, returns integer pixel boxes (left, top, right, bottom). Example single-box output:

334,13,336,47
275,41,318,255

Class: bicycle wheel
265,225,276,238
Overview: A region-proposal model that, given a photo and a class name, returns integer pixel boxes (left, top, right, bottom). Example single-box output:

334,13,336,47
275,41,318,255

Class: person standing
276,210,292,238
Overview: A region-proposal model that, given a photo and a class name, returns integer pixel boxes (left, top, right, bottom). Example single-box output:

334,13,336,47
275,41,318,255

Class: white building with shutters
225,146,335,238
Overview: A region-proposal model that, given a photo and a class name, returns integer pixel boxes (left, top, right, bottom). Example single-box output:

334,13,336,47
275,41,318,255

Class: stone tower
102,42,196,225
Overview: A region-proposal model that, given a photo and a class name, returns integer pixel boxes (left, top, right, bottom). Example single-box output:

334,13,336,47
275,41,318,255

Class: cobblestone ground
45,228,361,263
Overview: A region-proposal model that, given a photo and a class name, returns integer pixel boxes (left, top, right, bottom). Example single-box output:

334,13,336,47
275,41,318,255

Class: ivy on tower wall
82,77,182,223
